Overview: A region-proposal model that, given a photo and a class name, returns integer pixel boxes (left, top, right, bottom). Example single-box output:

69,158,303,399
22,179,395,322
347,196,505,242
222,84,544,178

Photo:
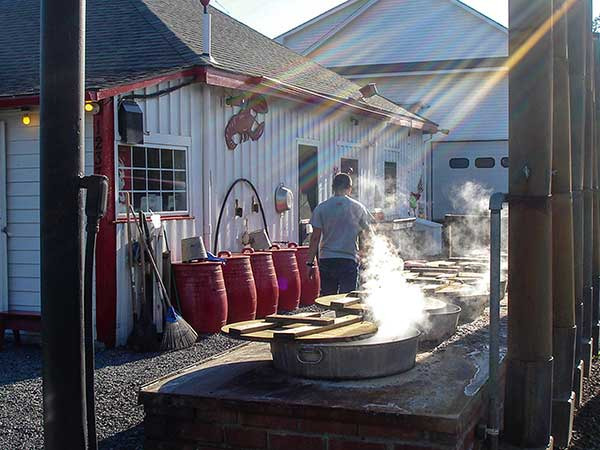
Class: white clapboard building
0,0,436,346
277,0,509,220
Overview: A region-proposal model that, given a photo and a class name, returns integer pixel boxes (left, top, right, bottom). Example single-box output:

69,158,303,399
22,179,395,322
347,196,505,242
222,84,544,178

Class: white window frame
116,142,191,217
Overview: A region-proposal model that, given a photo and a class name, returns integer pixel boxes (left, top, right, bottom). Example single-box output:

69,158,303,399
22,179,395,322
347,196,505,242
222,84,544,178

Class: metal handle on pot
270,244,281,251
296,346,324,365
287,242,298,249
218,250,232,258
242,247,255,254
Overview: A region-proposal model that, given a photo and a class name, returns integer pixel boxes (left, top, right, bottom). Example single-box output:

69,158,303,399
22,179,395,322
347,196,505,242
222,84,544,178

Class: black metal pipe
488,192,506,450
40,0,87,448
81,174,108,450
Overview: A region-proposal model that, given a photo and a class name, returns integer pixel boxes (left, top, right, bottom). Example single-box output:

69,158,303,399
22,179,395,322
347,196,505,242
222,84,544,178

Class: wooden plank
228,321,277,336
264,314,334,326
330,297,362,309
272,315,362,340
227,312,323,336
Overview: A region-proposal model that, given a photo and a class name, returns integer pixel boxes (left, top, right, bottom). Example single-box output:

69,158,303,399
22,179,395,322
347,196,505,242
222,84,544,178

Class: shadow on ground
99,424,144,450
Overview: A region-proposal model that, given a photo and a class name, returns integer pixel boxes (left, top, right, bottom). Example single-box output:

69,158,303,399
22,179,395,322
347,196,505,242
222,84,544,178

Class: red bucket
288,242,320,306
218,251,257,323
241,248,279,318
270,244,301,312
172,261,227,334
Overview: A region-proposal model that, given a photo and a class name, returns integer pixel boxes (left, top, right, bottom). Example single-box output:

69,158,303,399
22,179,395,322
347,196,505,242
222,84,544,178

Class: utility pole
567,0,587,406
505,0,554,447
40,0,87,448
551,0,576,446
582,0,595,379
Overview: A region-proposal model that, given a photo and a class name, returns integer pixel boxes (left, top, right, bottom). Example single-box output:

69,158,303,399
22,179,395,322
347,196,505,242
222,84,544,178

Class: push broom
130,205,198,351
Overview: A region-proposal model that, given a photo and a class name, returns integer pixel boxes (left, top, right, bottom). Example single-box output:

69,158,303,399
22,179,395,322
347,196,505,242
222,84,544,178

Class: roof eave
0,65,436,132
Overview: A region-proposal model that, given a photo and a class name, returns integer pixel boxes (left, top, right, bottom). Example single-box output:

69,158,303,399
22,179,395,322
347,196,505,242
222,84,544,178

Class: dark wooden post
551,1,576,446
593,35,600,356
39,0,87,448
504,1,554,447
567,0,587,405
582,0,594,377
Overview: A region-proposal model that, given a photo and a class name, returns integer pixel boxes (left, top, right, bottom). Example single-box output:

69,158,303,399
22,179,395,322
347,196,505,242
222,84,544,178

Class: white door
0,122,7,311
432,140,508,222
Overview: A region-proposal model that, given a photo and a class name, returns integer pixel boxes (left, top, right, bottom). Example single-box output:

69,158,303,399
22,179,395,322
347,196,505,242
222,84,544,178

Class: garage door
432,141,508,222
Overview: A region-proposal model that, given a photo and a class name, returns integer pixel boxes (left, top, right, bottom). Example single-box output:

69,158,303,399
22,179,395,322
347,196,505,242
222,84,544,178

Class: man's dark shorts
318,258,358,296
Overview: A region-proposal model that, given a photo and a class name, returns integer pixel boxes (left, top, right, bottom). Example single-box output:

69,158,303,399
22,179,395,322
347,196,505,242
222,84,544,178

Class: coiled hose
213,178,269,254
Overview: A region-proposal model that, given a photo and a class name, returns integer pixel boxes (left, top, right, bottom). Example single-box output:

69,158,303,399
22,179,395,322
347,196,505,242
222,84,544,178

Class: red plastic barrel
172,261,228,334
241,248,279,318
269,244,301,312
288,242,320,306
218,251,257,323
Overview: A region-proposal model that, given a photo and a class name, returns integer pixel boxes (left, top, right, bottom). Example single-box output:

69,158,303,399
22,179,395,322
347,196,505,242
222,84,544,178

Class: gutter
0,65,437,133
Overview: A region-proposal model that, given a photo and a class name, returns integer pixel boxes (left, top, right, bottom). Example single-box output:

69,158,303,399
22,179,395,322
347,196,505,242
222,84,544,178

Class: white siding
1,110,94,312
111,82,427,345
1,81,428,345
306,0,507,67
114,82,196,344
277,0,369,54
354,71,508,141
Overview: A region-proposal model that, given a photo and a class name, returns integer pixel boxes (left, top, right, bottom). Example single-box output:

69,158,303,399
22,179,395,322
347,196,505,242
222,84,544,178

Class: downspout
201,86,213,249
551,1,577,445
504,1,554,447
487,192,506,450
567,0,587,404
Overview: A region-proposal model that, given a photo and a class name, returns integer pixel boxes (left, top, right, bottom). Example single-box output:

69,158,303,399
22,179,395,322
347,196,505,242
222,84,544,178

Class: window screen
449,158,469,169
475,157,496,168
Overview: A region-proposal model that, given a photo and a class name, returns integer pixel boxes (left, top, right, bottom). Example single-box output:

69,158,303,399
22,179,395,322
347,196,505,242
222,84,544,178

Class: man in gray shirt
306,173,373,295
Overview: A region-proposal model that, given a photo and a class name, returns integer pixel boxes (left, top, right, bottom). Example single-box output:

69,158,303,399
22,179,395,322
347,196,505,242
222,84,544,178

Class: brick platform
140,323,506,450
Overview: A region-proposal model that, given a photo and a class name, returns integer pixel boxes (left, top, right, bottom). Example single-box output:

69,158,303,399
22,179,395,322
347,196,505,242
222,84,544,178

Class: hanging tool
130,205,198,350
126,199,158,352
125,194,137,322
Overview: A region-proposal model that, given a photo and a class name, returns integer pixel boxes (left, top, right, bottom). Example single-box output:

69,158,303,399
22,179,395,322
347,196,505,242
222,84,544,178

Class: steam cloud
362,235,426,339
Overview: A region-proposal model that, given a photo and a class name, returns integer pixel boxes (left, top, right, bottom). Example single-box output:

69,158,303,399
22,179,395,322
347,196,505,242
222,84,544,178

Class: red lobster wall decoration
225,93,268,150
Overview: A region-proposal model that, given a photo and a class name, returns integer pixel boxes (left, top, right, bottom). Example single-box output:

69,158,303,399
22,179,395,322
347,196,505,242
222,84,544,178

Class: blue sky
211,0,600,38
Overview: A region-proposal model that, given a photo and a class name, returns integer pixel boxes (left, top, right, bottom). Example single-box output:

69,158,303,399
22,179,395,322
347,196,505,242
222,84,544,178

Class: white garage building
277,0,509,220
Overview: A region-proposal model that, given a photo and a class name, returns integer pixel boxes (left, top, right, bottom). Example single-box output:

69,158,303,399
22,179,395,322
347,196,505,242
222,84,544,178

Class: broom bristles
161,307,198,351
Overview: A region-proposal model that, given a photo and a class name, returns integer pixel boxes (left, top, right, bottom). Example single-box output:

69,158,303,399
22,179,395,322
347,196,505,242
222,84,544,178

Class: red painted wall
93,98,117,347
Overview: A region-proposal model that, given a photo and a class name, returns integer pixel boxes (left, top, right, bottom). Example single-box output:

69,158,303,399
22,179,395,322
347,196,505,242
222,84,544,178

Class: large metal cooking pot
421,303,461,343
270,329,420,379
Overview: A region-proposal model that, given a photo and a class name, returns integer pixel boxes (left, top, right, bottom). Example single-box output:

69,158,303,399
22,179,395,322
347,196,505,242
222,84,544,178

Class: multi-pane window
118,145,188,213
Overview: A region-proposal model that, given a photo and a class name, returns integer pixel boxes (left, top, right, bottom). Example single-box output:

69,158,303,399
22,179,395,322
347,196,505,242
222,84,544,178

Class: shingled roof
0,0,435,127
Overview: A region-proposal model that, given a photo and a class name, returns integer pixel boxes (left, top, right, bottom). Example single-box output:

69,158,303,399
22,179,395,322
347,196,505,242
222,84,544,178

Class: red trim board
93,98,118,347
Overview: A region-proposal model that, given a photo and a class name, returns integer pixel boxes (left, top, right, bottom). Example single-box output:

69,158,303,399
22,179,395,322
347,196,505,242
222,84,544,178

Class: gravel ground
0,334,243,449
2,306,600,450
571,357,600,449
